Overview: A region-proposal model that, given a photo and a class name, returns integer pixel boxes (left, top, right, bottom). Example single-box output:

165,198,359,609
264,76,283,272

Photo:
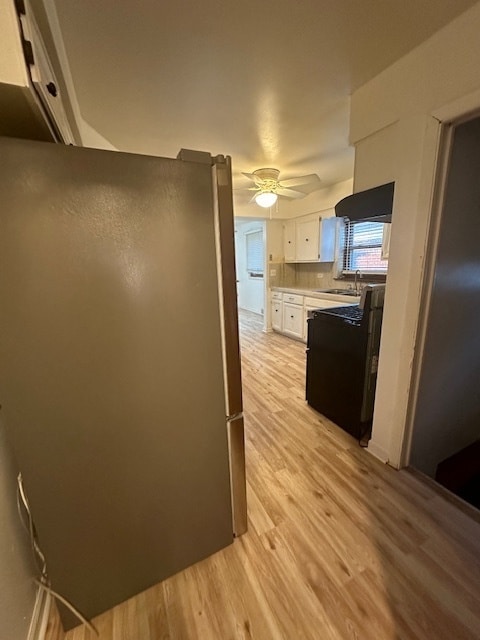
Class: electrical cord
16,474,48,582
16,491,47,580
34,580,98,636
17,473,98,636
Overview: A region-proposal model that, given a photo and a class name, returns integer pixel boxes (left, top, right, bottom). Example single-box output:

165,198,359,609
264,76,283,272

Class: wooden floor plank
46,310,480,639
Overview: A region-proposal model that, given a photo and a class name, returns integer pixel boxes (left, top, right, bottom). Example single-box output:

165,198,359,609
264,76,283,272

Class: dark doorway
409,115,480,510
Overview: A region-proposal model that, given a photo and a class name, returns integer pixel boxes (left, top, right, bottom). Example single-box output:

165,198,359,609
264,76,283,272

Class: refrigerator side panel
227,415,247,536
0,137,234,628
212,157,243,417
212,157,247,536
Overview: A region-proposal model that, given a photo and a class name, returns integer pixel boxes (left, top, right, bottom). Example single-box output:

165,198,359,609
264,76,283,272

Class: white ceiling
52,0,476,198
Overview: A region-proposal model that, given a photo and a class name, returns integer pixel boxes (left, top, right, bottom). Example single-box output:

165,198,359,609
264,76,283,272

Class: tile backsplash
288,262,338,290
268,262,338,290
268,261,383,291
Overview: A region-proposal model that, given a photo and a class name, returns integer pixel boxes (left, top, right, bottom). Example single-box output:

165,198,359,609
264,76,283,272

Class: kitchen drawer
283,303,303,338
282,292,303,305
271,291,283,301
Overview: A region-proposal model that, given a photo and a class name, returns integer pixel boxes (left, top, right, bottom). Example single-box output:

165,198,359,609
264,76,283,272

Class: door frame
234,217,267,322
400,98,480,467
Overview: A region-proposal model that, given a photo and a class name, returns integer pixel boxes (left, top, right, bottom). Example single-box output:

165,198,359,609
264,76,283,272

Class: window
246,230,264,278
342,220,388,274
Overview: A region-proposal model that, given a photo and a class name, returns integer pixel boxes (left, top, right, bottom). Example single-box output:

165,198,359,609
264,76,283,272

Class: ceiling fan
239,168,321,208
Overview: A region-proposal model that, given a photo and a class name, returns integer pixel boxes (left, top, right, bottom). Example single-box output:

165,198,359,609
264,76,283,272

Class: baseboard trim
407,466,480,523
366,440,390,464
28,586,51,640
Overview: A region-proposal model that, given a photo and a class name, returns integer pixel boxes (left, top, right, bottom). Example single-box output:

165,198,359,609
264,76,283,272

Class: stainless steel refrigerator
0,137,247,629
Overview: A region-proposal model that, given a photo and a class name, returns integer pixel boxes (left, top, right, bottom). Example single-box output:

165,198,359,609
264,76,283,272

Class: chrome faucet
354,269,361,295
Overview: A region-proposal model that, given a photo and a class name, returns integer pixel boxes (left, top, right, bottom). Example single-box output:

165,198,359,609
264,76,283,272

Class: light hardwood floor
47,310,480,639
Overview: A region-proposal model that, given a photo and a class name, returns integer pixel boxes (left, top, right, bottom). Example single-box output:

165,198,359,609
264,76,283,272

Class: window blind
246,230,264,276
342,220,388,274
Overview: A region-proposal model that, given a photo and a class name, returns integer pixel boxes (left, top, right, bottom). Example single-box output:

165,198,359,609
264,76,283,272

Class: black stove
314,305,364,326
306,285,385,440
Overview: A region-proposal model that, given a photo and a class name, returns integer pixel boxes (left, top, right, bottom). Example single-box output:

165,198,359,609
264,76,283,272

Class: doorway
408,114,480,509
234,218,266,318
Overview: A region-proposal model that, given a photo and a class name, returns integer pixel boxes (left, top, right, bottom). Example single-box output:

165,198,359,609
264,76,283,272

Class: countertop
271,286,360,304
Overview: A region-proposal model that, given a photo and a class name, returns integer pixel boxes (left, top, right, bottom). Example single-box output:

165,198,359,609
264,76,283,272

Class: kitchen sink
315,288,359,296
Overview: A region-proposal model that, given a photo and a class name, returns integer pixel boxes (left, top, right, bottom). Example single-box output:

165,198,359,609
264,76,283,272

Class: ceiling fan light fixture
255,191,277,208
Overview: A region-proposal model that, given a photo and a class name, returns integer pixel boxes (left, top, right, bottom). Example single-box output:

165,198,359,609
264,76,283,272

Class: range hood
335,182,395,223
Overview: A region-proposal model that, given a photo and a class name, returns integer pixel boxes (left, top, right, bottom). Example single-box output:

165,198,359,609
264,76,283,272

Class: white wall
278,178,353,219
264,219,284,329
79,119,118,151
233,178,353,220
350,3,480,144
0,421,37,640
349,1,480,467
234,220,265,315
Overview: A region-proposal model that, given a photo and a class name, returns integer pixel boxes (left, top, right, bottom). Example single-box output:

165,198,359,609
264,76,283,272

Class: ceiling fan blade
233,186,260,194
279,174,320,188
276,187,306,199
241,172,261,183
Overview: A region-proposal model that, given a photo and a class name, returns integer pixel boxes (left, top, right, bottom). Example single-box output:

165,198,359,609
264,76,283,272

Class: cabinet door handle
305,238,309,242
290,315,294,319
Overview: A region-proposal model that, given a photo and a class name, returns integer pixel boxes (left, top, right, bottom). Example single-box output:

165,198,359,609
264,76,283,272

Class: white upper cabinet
295,218,320,261
283,214,338,263
319,216,337,262
283,220,296,262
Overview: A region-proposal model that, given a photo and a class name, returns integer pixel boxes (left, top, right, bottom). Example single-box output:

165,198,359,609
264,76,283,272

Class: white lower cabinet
271,289,358,342
271,291,283,331
282,302,303,339
271,301,283,331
